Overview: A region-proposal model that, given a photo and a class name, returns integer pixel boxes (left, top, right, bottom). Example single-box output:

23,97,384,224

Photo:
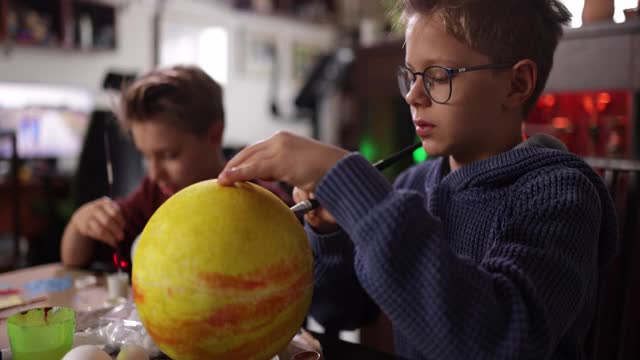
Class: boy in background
62,65,291,267
218,1,617,358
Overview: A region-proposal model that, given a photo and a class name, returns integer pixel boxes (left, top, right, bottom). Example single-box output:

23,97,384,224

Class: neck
449,122,523,172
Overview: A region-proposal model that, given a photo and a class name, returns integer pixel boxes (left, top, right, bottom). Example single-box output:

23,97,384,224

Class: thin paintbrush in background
290,142,422,216
103,131,124,274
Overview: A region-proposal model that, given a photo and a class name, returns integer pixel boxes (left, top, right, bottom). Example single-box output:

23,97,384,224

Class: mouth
159,184,176,196
413,119,436,137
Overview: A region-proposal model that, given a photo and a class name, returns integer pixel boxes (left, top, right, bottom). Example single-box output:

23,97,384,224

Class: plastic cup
7,307,75,360
107,272,129,300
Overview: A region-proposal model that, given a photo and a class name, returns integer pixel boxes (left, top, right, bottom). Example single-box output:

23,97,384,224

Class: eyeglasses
397,63,514,104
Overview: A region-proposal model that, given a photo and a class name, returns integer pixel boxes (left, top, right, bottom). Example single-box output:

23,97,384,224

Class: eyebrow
139,145,179,158
406,58,460,70
152,147,179,155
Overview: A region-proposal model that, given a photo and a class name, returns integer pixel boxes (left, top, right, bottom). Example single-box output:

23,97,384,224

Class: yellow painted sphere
132,180,313,360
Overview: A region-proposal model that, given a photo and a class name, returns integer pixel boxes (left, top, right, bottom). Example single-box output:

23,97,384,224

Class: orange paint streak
206,293,287,328
142,271,311,346
145,323,200,358
148,298,305,360
145,323,180,346
206,270,312,328
139,265,313,359
218,312,301,360
132,283,144,304
289,268,314,290
198,260,305,291
146,322,207,358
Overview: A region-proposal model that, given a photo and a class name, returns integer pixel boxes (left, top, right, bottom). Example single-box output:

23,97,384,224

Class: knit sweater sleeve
315,153,601,359
306,224,380,331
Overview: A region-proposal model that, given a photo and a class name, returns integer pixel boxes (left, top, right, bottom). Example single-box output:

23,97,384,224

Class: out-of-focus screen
0,82,93,173
0,108,89,159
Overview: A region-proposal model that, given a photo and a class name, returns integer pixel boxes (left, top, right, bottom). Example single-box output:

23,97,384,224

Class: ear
206,121,225,147
503,59,537,111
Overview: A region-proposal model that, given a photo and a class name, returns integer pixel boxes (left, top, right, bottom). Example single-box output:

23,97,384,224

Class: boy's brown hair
400,0,571,114
119,65,224,134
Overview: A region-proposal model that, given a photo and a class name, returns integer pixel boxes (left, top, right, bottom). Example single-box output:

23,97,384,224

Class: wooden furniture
0,130,19,271
343,39,415,179
583,157,640,360
230,0,337,23
0,167,73,269
0,0,117,51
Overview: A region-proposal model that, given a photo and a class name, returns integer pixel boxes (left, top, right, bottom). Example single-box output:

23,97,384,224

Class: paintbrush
103,131,124,274
290,142,422,216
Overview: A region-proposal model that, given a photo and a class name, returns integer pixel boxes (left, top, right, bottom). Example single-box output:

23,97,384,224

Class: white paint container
106,272,129,300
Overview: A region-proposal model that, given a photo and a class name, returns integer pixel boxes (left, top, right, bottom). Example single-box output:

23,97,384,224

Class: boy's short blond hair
400,0,571,114
119,65,224,135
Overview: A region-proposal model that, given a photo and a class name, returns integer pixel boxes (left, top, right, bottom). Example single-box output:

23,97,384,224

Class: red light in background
552,116,572,130
526,90,630,157
596,92,612,112
582,96,595,115
582,92,612,115
538,94,556,109
113,252,129,269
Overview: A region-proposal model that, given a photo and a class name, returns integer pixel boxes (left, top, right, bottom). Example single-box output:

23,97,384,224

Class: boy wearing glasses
218,0,617,358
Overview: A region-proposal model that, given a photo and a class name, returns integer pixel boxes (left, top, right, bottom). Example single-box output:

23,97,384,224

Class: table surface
0,263,402,359
0,263,109,348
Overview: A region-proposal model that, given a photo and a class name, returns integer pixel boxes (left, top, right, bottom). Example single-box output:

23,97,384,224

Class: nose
405,76,432,108
146,159,164,182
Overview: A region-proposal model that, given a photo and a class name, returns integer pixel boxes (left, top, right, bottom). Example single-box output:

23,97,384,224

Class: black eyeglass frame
397,63,514,104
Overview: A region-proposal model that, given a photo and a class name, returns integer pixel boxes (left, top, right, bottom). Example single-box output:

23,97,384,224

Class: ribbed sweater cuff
316,153,392,230
305,223,352,257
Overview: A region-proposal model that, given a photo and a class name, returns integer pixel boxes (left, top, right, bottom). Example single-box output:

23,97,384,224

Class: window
198,27,228,85
160,24,229,85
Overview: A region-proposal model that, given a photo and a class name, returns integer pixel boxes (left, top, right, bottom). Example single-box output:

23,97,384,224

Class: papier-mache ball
132,180,313,360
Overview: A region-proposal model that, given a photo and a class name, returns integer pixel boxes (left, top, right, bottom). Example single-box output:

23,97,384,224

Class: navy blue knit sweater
307,136,617,359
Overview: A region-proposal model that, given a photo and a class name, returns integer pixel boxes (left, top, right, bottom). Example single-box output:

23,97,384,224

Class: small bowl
7,307,76,360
